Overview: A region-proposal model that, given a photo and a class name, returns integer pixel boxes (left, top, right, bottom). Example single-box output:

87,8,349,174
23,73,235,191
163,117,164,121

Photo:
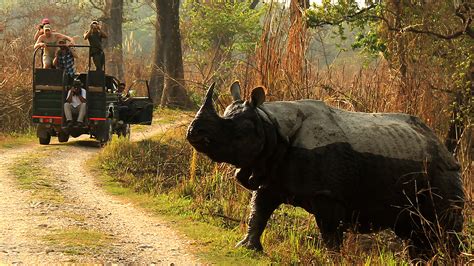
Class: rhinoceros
186,81,465,259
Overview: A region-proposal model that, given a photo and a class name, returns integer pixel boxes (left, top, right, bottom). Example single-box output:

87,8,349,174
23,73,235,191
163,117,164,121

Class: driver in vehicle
64,79,87,127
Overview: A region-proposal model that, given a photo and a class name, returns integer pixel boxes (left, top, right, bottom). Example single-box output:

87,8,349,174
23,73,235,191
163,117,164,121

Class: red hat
41,18,50,25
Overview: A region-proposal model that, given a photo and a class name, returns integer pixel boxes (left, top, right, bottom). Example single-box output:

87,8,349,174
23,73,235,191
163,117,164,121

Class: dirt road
0,121,199,264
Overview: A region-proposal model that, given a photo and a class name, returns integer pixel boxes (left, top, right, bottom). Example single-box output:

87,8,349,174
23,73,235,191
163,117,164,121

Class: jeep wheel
58,131,70,143
99,119,113,147
39,135,51,145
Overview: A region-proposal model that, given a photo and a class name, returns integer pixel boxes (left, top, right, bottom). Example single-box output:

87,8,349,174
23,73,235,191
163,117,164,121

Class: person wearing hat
34,25,75,68
34,18,51,42
53,39,77,84
84,20,107,71
64,79,87,127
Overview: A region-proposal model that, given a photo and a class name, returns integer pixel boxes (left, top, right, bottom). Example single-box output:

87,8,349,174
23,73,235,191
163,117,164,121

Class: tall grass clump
0,27,34,133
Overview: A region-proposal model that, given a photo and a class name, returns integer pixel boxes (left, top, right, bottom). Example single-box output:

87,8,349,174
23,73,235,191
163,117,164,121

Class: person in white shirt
64,79,87,127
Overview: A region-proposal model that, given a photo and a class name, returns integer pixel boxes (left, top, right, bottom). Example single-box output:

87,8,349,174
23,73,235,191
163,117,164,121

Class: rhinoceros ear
250,86,266,107
230,80,241,101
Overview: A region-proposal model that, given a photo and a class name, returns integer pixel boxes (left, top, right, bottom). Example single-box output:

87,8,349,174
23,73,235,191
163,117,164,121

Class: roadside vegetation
44,229,111,256
0,132,36,148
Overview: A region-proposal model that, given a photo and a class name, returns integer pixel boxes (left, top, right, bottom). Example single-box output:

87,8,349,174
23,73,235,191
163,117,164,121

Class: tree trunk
157,0,192,109
386,0,407,97
103,0,124,80
249,0,259,9
298,0,310,9
445,61,474,153
149,2,165,104
283,0,308,99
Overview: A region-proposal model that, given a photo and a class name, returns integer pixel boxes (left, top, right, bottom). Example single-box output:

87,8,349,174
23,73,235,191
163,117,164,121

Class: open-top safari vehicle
32,45,153,146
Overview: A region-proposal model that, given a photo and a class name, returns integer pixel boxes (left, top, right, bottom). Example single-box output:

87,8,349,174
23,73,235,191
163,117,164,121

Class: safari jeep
32,45,153,146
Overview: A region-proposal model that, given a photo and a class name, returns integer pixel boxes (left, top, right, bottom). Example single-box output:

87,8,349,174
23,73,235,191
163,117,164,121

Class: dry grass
0,31,33,133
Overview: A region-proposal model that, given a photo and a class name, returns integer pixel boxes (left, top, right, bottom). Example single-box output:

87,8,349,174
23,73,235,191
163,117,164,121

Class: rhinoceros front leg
237,188,281,251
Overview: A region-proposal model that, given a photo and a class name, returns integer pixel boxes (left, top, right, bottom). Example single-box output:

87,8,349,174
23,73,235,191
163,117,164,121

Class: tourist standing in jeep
34,18,52,42
83,20,107,71
34,25,75,68
53,40,77,84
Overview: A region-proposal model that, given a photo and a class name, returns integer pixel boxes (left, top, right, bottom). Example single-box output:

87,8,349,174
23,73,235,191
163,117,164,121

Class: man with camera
84,20,107,71
64,79,87,127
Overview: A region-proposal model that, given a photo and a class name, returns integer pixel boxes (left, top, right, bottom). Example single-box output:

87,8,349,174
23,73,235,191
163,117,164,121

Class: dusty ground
0,121,199,264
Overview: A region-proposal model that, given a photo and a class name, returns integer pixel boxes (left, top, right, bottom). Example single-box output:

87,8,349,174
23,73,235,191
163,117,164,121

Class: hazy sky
274,0,366,6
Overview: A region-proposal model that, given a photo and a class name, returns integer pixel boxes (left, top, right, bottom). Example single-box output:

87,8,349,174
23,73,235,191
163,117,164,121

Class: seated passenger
34,25,75,68
53,40,77,84
64,80,87,127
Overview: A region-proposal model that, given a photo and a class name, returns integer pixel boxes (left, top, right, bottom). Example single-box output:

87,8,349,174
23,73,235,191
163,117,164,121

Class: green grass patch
62,212,87,223
11,153,64,203
0,131,36,148
44,228,111,255
153,107,194,124
131,107,191,133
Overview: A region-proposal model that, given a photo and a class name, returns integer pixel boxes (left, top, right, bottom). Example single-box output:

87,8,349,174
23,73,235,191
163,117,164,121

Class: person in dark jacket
83,20,107,71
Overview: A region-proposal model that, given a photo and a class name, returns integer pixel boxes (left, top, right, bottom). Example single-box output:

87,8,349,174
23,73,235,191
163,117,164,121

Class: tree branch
89,0,106,14
308,4,378,27
308,2,473,40
374,13,473,40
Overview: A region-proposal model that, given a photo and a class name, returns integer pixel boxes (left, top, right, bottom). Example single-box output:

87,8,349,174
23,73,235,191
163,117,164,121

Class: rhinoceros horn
198,82,218,117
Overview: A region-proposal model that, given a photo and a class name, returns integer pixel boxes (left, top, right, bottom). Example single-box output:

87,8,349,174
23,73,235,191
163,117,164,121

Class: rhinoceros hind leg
313,199,346,251
320,229,344,251
407,233,436,261
408,230,464,261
